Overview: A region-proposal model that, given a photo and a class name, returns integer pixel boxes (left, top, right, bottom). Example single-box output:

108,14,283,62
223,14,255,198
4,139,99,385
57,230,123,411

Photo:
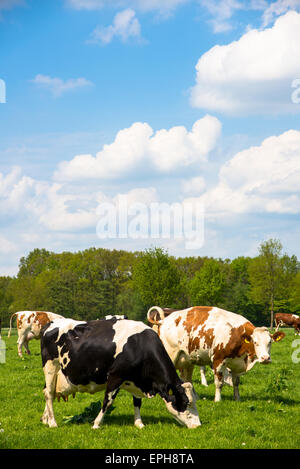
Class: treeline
0,239,299,328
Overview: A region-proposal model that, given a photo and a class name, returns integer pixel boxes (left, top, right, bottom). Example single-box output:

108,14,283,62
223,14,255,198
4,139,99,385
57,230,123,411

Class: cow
275,313,300,335
8,311,65,357
40,316,201,430
147,306,285,402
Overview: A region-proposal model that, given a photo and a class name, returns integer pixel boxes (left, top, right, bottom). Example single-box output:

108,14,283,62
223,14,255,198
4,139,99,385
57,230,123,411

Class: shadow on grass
61,400,177,427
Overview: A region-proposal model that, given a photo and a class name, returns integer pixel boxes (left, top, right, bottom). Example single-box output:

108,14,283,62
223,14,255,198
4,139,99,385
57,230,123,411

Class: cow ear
243,335,252,344
272,331,285,342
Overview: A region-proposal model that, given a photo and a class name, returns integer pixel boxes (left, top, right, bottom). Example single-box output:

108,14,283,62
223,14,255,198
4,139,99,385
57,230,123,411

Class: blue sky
1,0,300,275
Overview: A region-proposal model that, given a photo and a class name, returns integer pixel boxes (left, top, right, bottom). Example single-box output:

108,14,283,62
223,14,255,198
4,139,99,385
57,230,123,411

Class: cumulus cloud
193,129,300,217
262,0,300,26
54,115,221,181
89,9,141,45
31,74,93,97
190,11,300,115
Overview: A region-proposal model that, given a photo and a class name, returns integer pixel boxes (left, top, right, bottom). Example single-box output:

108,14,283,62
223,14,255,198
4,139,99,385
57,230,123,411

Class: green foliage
265,366,292,394
0,239,299,327
132,247,183,309
248,239,300,327
189,258,226,306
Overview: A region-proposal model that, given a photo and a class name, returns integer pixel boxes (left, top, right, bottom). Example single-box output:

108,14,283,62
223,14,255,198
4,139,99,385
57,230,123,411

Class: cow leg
17,334,26,357
213,362,226,402
23,339,31,355
200,366,208,387
93,379,121,429
179,364,194,383
231,373,240,401
133,397,144,429
179,364,200,399
41,360,59,428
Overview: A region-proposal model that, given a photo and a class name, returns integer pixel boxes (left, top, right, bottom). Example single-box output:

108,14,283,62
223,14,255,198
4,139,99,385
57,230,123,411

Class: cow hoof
48,422,58,428
134,421,145,429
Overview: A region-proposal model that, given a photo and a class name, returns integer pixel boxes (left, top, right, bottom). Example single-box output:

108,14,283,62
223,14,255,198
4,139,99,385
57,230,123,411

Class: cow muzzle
259,356,271,364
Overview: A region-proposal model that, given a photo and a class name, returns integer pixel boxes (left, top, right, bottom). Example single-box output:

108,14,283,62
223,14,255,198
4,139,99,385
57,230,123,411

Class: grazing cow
8,311,65,357
40,317,201,429
275,313,300,335
147,306,285,402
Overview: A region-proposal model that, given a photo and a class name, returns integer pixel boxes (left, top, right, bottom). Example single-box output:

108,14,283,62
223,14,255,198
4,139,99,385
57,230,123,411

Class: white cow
8,310,64,357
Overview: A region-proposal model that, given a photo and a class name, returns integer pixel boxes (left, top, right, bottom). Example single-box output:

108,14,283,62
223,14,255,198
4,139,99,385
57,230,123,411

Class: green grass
0,328,300,449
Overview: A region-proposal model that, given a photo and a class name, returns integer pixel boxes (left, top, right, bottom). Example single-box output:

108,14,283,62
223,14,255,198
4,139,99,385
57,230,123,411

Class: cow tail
8,313,17,338
147,306,166,325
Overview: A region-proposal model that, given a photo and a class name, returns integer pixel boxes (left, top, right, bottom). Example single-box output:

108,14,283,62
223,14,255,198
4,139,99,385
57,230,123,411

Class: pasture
0,327,299,449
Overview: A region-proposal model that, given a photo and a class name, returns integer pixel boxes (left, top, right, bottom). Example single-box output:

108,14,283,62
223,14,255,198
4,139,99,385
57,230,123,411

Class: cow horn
147,306,166,324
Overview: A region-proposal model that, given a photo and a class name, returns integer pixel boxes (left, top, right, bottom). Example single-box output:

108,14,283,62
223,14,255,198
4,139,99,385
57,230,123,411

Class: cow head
246,327,285,364
162,382,201,429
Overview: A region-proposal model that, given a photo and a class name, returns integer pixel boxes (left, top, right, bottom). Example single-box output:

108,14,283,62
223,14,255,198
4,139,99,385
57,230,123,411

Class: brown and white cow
275,313,300,335
147,306,285,402
8,311,64,357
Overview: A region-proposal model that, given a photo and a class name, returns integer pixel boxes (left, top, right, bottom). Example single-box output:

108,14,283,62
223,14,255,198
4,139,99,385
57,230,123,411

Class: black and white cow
40,317,201,429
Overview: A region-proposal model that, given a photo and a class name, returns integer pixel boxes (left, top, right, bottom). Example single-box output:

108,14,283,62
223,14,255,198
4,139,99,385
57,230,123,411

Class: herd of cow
6,307,300,430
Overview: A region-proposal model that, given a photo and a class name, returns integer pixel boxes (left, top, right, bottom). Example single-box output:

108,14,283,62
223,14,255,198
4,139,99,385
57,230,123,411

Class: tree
132,247,183,309
189,258,226,306
248,239,297,328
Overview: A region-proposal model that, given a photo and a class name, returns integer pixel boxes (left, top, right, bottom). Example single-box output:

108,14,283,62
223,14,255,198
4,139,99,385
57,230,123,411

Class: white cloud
181,176,206,195
31,74,93,97
0,235,16,253
262,0,300,26
54,115,222,181
193,129,300,217
199,0,244,33
89,9,141,45
190,11,300,115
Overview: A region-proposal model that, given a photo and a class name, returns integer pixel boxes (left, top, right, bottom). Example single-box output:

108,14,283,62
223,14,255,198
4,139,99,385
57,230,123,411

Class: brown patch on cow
183,307,215,354
34,312,51,327
188,326,215,354
182,306,212,335
17,314,25,329
27,313,34,324
212,321,255,373
175,316,182,327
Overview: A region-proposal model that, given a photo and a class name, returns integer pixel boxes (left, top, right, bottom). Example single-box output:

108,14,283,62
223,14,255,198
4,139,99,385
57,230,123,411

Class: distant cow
8,311,65,357
275,313,300,335
40,317,201,429
147,306,285,402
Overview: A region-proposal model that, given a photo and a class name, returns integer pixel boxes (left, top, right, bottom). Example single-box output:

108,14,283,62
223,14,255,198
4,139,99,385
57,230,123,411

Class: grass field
0,327,300,449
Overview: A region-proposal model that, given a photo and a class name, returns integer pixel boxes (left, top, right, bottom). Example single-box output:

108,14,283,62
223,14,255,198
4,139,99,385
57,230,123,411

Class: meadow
0,327,299,450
